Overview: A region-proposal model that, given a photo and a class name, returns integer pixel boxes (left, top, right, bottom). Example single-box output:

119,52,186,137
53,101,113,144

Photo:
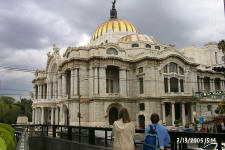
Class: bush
0,123,14,135
0,123,16,150
0,137,6,150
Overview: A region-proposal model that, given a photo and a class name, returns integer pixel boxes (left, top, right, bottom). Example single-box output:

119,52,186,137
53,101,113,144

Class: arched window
169,62,178,73
106,48,118,55
155,46,160,50
170,77,178,92
132,43,139,48
146,44,151,48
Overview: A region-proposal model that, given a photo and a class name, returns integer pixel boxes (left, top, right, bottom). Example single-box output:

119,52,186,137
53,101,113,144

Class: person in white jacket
113,108,135,150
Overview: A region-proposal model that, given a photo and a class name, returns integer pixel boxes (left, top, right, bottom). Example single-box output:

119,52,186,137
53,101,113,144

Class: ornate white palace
32,2,225,128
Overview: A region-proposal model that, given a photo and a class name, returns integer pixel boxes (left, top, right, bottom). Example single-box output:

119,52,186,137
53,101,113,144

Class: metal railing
12,124,225,150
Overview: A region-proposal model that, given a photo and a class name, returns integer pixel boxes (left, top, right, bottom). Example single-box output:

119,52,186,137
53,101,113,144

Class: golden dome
91,19,138,41
119,34,158,44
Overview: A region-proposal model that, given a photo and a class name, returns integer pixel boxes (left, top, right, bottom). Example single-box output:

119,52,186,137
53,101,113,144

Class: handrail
12,124,225,150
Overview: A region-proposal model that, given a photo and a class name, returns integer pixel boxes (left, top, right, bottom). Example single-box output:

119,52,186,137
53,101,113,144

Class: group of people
112,108,170,150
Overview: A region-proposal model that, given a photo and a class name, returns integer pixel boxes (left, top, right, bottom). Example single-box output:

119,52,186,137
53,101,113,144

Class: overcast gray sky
0,0,224,100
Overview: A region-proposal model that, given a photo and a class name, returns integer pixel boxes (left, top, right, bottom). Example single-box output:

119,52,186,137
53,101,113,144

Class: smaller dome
119,34,158,44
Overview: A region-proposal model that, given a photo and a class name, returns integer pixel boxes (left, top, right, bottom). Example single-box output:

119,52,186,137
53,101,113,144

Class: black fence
13,124,225,150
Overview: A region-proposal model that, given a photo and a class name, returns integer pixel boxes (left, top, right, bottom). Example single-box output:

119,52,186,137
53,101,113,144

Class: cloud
0,0,224,100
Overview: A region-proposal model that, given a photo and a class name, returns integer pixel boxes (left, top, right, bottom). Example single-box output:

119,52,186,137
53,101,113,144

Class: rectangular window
170,77,178,92
139,103,145,111
180,79,184,92
197,76,200,92
106,79,109,93
138,67,143,73
164,78,168,93
139,78,144,94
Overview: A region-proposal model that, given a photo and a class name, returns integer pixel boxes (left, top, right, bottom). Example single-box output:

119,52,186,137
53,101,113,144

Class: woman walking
113,108,135,150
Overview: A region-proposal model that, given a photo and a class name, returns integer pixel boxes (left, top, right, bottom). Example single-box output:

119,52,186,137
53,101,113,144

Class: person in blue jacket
145,113,171,150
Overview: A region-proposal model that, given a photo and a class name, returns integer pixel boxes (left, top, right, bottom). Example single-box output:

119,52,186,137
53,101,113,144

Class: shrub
0,123,16,150
0,137,6,150
0,123,14,135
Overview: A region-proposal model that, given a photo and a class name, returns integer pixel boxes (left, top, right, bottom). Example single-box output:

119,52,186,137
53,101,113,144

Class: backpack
144,125,159,150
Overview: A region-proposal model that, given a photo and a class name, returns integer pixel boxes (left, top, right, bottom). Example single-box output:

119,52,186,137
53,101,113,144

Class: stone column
41,107,45,124
34,107,38,124
201,78,205,91
70,69,74,97
171,102,175,126
99,67,106,96
119,69,127,96
199,78,202,91
74,69,78,96
62,74,66,97
32,108,35,124
51,107,55,125
47,82,50,99
94,67,99,95
42,84,45,99
212,79,215,91
220,80,223,90
60,105,63,125
89,67,93,96
161,102,166,124
182,103,186,126
55,107,59,125
58,75,62,98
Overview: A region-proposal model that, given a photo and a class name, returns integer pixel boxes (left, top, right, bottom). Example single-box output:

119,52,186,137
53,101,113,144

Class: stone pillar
94,67,99,95
58,75,62,98
74,69,78,96
55,107,59,125
51,107,55,125
35,108,38,124
60,105,63,125
41,107,45,124
89,67,93,96
212,79,215,91
201,78,205,91
168,78,171,93
42,84,45,99
119,69,127,96
99,67,106,96
161,102,166,124
171,102,175,126
62,74,66,97
32,108,35,124
71,69,74,97
182,103,186,126
220,80,223,90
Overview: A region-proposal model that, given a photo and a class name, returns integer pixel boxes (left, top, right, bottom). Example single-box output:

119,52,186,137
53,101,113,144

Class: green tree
218,40,225,53
0,96,33,124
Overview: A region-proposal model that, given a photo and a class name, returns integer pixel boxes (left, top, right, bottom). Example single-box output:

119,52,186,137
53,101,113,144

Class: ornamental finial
110,0,117,19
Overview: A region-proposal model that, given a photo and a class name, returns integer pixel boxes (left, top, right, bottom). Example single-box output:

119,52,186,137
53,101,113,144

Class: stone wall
29,136,112,150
